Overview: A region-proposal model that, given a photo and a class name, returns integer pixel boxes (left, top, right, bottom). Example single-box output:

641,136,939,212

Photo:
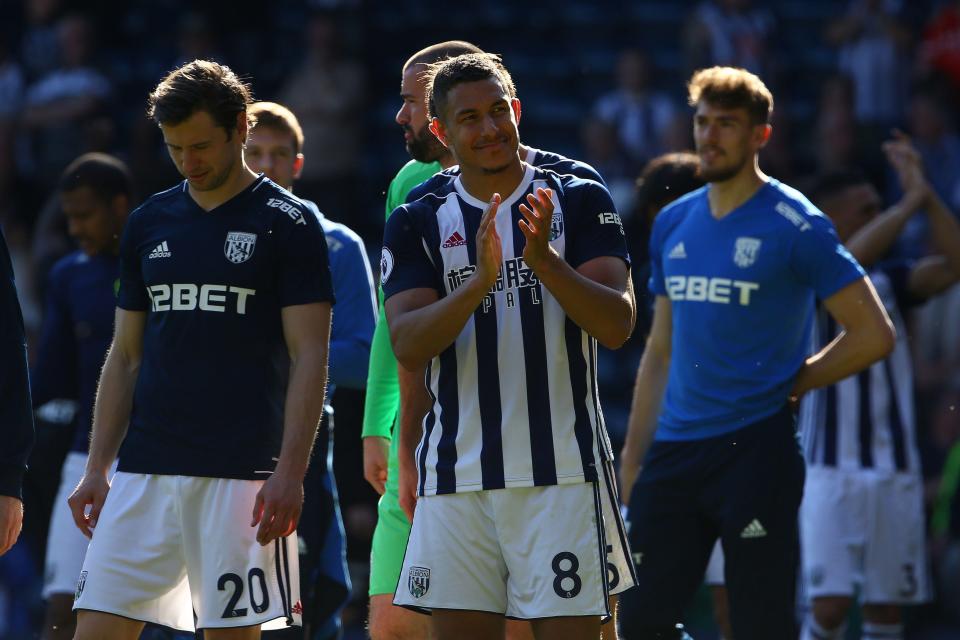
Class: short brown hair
687,66,773,124
147,59,253,137
248,101,304,154
426,53,516,121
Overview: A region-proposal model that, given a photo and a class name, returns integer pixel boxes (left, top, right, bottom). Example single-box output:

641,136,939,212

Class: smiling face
693,100,769,183
431,76,520,176
161,109,245,193
396,64,447,163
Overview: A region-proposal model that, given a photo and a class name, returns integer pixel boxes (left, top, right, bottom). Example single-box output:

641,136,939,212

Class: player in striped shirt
382,53,634,639
797,135,960,640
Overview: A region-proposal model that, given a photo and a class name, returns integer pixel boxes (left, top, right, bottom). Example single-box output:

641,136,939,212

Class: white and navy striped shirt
381,165,629,496
799,264,921,474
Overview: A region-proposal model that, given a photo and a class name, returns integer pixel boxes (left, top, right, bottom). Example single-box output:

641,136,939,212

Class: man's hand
519,187,559,271
68,472,111,539
363,436,390,495
884,130,930,209
475,193,504,290
251,470,304,546
0,496,23,554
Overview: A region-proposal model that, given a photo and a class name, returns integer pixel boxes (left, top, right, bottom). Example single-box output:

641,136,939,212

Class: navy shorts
620,407,804,640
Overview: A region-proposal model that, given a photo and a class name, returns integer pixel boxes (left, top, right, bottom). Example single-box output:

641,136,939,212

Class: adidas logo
148,241,171,259
668,242,687,259
442,231,467,248
740,519,767,539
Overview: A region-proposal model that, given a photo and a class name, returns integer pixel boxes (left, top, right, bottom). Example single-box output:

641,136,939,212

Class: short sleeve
117,212,149,311
563,180,630,269
276,210,335,307
789,214,866,300
382,205,439,300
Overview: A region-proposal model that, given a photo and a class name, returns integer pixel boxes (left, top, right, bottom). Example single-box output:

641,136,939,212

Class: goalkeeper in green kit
363,40,482,640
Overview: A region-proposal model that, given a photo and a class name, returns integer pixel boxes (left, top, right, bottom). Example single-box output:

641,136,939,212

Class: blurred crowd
2,0,960,637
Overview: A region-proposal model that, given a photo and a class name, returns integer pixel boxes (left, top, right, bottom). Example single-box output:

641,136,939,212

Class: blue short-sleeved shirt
649,178,865,440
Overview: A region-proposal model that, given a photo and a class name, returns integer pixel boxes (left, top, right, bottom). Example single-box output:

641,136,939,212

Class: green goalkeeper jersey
362,159,440,492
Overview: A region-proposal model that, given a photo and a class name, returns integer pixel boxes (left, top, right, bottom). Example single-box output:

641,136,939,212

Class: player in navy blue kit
29,153,134,640
383,53,635,640
246,100,375,640
0,225,33,557
67,60,334,640
617,67,896,640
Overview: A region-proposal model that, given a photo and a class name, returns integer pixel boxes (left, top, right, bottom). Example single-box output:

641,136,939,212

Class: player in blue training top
29,153,134,640
246,100,376,640
67,60,334,640
617,67,896,640
382,52,635,640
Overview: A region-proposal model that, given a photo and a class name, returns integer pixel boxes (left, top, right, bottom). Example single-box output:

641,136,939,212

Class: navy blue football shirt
116,176,334,479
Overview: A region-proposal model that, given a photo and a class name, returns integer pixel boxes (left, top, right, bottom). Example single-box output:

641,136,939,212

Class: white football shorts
394,482,610,619
73,472,301,631
800,466,931,603
43,452,117,598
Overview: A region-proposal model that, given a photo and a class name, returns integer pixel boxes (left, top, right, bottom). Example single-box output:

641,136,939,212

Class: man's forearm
389,279,489,369
86,345,138,475
397,365,429,473
533,254,634,349
276,349,328,479
845,200,917,267
793,326,893,398
362,301,399,440
925,190,960,276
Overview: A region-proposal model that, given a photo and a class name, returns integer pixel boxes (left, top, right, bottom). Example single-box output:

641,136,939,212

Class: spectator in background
580,117,636,216
278,11,363,224
918,1,960,98
19,0,63,81
592,49,681,173
19,14,113,193
684,0,776,77
826,0,915,144
813,75,862,176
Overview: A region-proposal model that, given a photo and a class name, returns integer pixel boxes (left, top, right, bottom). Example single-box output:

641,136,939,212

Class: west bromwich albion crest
225,231,257,264
733,237,761,268
408,566,430,598
550,209,564,241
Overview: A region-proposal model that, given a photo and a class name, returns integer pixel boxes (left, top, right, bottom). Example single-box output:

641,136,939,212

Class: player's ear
757,123,772,148
237,111,248,144
511,98,521,125
429,117,449,148
293,153,304,180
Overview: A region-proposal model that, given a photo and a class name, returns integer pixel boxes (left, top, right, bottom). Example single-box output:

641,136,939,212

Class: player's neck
707,160,767,220
459,158,526,204
188,163,258,212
